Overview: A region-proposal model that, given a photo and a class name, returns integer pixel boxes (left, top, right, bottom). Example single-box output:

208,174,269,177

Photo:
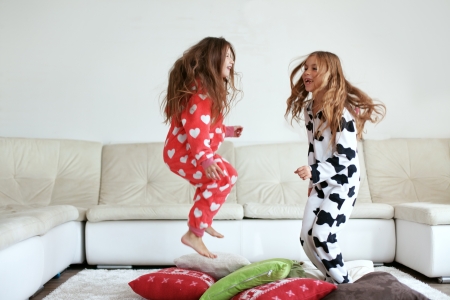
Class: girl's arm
181,94,215,168
310,109,358,185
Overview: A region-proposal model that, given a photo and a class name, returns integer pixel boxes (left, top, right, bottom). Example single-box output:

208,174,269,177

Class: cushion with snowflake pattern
231,277,336,300
128,267,215,300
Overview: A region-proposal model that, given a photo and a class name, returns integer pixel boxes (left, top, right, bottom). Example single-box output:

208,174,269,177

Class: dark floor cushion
322,271,428,300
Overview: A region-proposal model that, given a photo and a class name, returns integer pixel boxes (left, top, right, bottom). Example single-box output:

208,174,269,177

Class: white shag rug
43,267,450,300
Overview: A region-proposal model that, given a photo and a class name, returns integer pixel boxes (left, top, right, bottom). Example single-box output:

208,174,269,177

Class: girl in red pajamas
162,37,242,258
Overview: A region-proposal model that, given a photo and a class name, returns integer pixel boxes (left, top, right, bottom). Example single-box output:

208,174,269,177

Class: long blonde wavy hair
162,37,241,125
285,51,386,145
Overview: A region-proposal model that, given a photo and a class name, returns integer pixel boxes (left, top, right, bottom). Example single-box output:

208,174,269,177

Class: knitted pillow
231,278,336,300
128,267,215,300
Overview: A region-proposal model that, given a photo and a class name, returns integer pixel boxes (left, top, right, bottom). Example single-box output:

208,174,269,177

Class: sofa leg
373,262,384,267
438,277,450,284
97,265,133,269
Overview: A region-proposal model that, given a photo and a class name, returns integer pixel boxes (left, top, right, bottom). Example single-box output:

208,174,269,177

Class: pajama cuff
201,158,215,169
225,126,235,137
189,226,204,237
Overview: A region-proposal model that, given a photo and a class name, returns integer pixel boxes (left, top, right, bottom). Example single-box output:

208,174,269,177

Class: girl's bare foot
205,226,224,238
181,230,217,258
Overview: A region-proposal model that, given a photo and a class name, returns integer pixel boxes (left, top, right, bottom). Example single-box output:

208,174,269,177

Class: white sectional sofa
0,137,449,299
0,138,102,300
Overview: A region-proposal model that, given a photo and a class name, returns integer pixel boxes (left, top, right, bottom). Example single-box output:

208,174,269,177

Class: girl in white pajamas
285,51,386,284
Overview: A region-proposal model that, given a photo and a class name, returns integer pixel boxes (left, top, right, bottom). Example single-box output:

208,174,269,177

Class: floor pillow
128,267,215,300
231,277,336,300
321,271,429,300
174,252,251,280
200,258,293,300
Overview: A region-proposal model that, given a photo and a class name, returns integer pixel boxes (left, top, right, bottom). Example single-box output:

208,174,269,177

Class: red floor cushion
231,277,336,300
128,267,215,300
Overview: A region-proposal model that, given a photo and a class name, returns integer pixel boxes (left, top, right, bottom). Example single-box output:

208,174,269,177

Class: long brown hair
285,51,386,144
162,37,241,124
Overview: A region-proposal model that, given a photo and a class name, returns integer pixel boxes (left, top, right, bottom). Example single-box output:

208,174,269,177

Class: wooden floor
31,262,450,299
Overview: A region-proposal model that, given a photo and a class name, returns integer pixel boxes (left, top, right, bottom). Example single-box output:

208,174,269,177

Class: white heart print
194,208,202,218
231,175,237,184
182,119,186,126
210,203,220,211
177,134,187,143
178,169,186,177
189,104,197,114
189,128,200,138
199,94,207,100
206,153,213,159
204,139,210,147
193,171,202,179
219,184,229,191
180,155,188,163
215,128,222,134
194,195,201,201
200,222,208,229
167,149,175,159
201,115,211,124
207,183,218,189
202,190,212,199
191,159,197,167
195,151,204,160
172,127,180,135
186,143,190,150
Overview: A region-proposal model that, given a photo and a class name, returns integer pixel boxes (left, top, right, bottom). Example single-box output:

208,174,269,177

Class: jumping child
285,51,385,283
162,37,243,258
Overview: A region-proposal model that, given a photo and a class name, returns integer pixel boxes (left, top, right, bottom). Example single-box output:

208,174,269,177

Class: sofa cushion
86,203,243,222
394,203,450,226
243,203,393,219
350,203,394,219
99,141,236,206
235,142,372,209
0,138,102,215
0,205,79,250
364,139,450,205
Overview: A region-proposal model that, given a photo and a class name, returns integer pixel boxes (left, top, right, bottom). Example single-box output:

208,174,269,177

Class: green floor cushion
200,258,293,300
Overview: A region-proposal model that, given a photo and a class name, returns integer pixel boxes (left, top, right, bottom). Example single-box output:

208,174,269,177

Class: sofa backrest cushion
99,141,236,205
235,142,371,207
0,138,102,210
364,139,450,204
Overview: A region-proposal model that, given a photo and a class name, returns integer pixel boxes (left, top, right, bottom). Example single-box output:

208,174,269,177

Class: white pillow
174,252,251,280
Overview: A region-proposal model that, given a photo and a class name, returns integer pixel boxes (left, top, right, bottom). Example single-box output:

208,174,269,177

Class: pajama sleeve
225,126,235,137
310,108,358,185
181,94,214,167
304,108,315,189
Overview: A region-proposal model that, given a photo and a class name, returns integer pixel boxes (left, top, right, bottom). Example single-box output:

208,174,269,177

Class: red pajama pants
165,154,237,236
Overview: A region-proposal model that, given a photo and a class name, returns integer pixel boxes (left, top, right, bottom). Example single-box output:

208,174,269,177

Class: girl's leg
310,188,356,284
184,155,237,257
301,189,329,279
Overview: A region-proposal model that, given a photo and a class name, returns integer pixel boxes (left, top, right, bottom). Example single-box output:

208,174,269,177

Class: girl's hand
294,166,312,180
205,163,224,180
234,126,243,137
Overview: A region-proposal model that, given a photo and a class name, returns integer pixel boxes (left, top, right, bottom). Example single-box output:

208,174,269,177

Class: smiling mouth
304,79,312,84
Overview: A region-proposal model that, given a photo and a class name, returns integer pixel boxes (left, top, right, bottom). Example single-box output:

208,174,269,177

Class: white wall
1,0,449,145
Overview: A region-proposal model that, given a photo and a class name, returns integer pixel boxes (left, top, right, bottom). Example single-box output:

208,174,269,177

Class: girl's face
221,47,234,78
302,55,326,94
